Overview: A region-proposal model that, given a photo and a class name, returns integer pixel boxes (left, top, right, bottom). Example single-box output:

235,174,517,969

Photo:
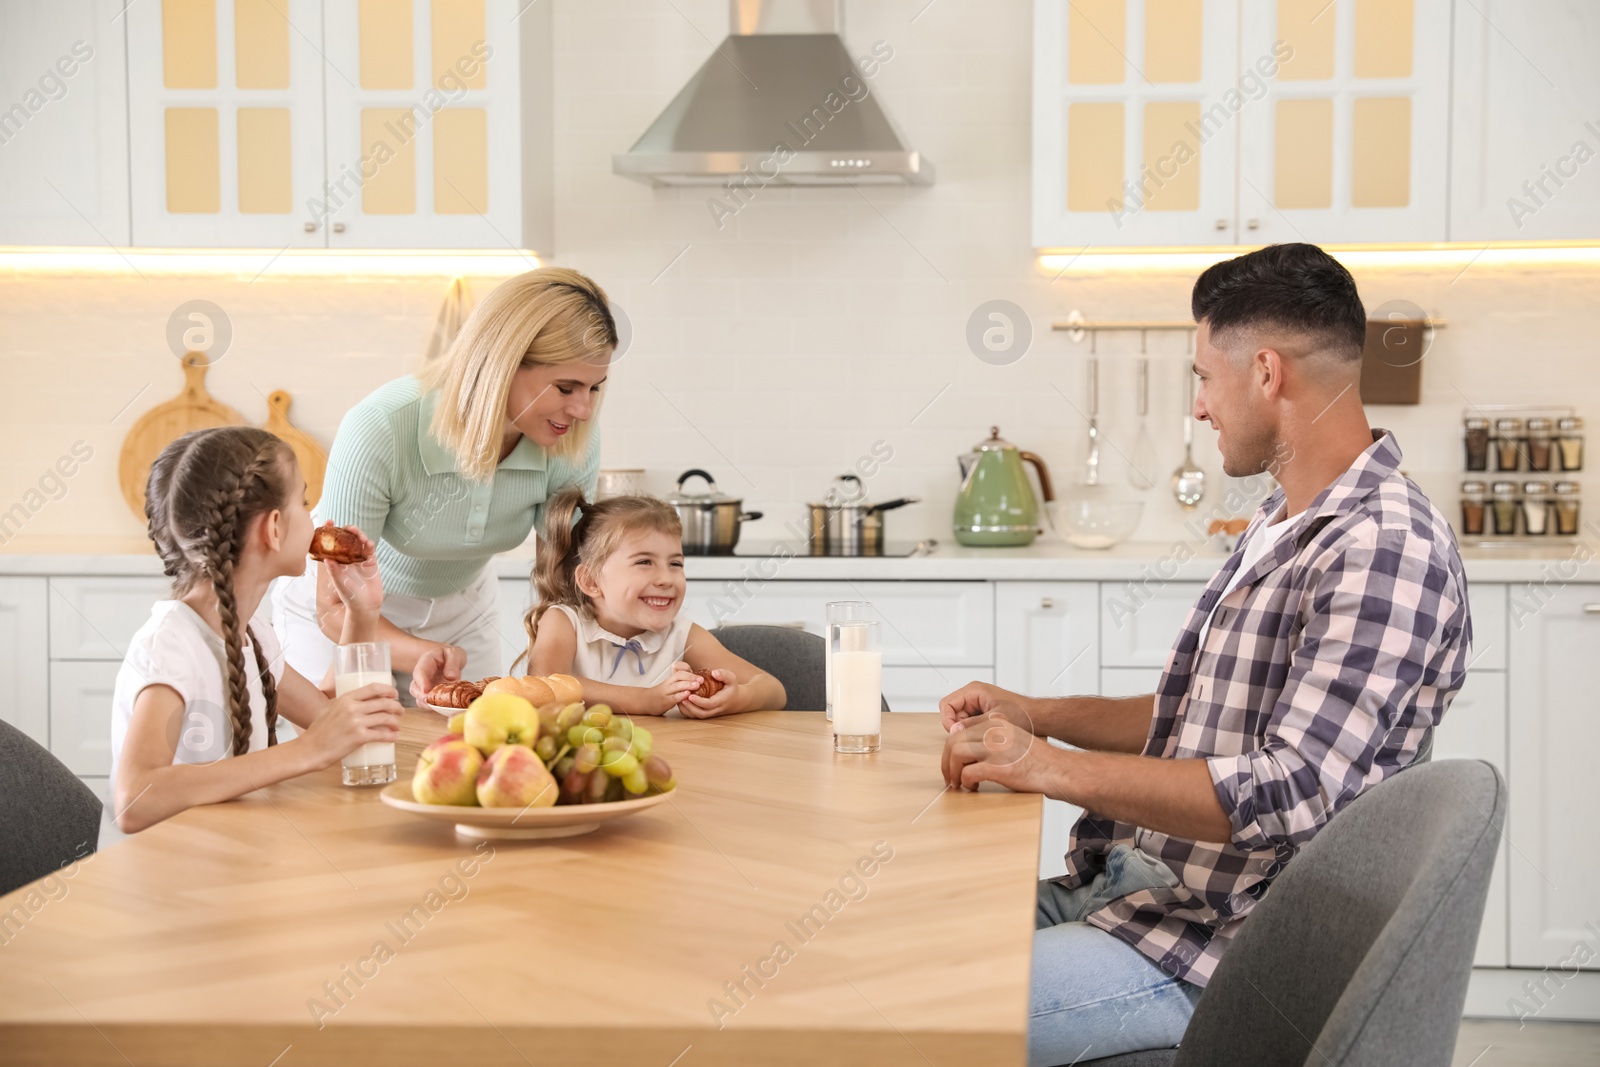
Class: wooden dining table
0,709,1044,1066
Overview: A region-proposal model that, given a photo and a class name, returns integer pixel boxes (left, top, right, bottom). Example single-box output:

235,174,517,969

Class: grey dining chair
709,625,891,713
1090,758,1505,1067
0,719,101,897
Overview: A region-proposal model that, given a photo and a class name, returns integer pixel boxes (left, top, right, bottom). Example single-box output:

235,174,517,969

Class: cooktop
691,539,937,559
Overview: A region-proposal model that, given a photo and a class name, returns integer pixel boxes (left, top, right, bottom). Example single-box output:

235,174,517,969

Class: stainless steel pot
805,475,919,556
669,469,763,555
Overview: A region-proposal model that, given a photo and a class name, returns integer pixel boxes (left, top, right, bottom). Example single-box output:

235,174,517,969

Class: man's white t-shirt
110,600,286,785
1197,505,1304,651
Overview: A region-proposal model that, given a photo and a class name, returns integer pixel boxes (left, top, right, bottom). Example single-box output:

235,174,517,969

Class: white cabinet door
47,578,171,660
1432,669,1509,968
1450,1,1600,241
685,581,995,667
495,576,533,676
0,1,130,245
320,0,543,249
0,578,50,745
49,660,120,776
1099,580,1203,668
1099,666,1162,697
127,0,328,247
1238,0,1452,244
1506,585,1600,969
1468,582,1507,671
881,666,995,715
1033,0,1241,248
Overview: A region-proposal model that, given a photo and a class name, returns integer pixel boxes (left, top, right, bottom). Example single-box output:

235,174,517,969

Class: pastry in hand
309,524,370,564
692,668,725,700
426,679,484,709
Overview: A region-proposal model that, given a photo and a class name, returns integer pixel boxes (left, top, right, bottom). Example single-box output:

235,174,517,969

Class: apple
476,744,558,808
463,693,539,755
446,712,465,735
412,734,483,806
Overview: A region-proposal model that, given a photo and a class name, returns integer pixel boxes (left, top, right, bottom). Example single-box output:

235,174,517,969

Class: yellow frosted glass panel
165,108,220,213
1351,96,1411,207
1274,98,1333,209
434,108,488,214
1144,0,1202,83
234,0,289,88
361,108,416,214
237,108,292,213
1277,0,1336,81
433,0,487,89
1067,102,1125,212
1353,0,1413,78
1068,0,1126,85
1142,101,1200,211
360,0,413,89
163,0,217,89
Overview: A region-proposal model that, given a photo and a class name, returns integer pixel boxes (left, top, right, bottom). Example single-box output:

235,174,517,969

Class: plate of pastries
421,673,584,715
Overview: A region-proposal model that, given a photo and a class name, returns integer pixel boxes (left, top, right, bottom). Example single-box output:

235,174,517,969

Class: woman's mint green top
316,376,600,599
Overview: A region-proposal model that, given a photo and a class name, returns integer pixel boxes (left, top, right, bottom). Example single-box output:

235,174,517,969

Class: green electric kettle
953,427,1056,547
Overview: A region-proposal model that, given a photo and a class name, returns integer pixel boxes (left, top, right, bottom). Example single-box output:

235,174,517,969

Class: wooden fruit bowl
379,781,672,840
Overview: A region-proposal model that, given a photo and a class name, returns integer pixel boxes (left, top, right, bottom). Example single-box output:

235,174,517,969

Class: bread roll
483,675,558,707
544,673,584,704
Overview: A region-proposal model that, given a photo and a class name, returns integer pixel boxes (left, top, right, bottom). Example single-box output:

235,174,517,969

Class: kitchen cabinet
49,660,120,776
1449,0,1600,241
125,0,552,250
497,576,534,675
1032,0,1452,248
47,577,172,660
1432,669,1509,967
1506,584,1600,970
881,666,994,714
0,2,130,246
0,578,50,745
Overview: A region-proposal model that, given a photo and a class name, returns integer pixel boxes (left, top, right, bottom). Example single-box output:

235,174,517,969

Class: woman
274,267,614,704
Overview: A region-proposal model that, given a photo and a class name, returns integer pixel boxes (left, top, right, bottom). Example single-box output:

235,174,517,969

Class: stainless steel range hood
613,0,933,187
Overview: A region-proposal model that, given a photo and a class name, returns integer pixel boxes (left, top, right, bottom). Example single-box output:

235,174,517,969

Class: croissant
309,524,370,564
426,679,484,709
692,668,725,700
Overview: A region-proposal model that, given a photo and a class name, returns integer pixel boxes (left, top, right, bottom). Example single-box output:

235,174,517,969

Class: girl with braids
110,427,405,833
523,488,784,717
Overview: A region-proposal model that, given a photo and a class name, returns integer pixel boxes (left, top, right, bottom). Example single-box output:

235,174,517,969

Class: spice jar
1558,416,1584,471
1525,417,1554,472
1460,480,1488,537
1520,479,1552,536
1494,418,1524,471
1463,416,1490,471
1490,481,1520,535
1554,481,1581,535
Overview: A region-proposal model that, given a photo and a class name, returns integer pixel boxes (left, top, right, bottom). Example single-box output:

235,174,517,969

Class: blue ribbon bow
610,639,647,679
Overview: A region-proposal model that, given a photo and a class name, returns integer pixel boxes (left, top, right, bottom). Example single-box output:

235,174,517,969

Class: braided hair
145,427,293,756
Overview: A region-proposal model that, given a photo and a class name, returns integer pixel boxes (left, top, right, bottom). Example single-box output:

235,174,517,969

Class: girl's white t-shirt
548,603,692,688
110,599,286,785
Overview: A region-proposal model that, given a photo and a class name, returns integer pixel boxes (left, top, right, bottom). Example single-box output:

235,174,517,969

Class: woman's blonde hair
514,488,682,670
421,266,616,481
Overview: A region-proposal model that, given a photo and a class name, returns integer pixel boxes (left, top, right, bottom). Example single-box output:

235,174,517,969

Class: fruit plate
418,700,463,716
379,782,672,840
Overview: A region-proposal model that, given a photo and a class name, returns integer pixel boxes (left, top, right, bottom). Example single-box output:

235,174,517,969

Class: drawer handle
1584,604,1600,614
1040,597,1054,609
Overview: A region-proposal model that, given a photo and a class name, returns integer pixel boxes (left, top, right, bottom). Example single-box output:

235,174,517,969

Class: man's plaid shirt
1057,430,1472,985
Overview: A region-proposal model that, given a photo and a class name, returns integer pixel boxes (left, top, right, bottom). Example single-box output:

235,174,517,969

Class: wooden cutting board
264,389,326,508
118,353,247,520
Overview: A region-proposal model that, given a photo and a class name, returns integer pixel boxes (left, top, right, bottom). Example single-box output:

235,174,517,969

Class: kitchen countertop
2,535,1594,583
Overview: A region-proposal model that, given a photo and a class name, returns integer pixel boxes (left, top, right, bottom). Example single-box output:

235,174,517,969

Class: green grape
567,724,604,748
601,735,631,755
584,766,610,803
574,742,602,774
534,735,558,762
600,751,640,778
555,702,586,732
553,754,576,779
603,777,624,803
582,706,612,728
604,716,633,741
621,765,649,795
631,726,654,761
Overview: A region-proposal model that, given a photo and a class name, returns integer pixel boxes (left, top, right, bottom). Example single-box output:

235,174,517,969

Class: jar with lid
1520,479,1553,535
1494,418,1523,471
1490,480,1520,535
1557,416,1584,471
1553,481,1581,535
1462,416,1490,471
1525,417,1554,472
1459,480,1488,536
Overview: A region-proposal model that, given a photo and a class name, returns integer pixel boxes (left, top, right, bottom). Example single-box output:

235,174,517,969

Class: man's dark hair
1191,243,1367,361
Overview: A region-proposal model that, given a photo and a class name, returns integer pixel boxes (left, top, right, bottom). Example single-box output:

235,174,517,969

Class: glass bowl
1049,496,1145,549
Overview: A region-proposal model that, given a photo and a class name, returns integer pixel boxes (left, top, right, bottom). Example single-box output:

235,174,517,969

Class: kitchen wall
3,0,1598,554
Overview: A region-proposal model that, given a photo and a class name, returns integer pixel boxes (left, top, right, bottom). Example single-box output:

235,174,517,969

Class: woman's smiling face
505,354,610,448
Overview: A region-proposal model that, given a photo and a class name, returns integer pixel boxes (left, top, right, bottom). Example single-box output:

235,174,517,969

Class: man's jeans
1031,845,1205,1066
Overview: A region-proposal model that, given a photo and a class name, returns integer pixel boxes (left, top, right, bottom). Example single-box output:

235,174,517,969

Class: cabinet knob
1040,597,1054,609
1246,218,1260,230
1214,219,1228,231
303,221,317,233
333,222,346,234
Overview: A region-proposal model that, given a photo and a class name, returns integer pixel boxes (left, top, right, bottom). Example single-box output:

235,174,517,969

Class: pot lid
669,468,741,505
972,425,1016,452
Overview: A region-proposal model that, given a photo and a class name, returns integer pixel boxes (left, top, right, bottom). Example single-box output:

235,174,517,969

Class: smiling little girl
523,489,784,716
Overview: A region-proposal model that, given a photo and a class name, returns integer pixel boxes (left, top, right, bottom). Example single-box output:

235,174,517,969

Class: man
942,243,1471,1066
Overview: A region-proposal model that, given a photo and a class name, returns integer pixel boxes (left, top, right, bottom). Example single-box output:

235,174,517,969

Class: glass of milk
824,601,871,722
336,641,395,786
831,621,882,753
